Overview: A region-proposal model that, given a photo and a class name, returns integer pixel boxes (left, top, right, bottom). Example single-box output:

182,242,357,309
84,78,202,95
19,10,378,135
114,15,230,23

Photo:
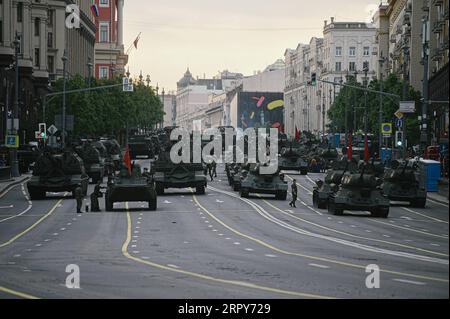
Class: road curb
428,194,449,206
0,176,30,197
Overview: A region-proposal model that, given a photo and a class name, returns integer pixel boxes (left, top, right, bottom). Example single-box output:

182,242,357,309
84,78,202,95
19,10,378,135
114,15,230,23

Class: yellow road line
122,203,334,299
369,219,448,239
0,285,39,299
260,198,448,257
0,199,63,249
193,194,448,284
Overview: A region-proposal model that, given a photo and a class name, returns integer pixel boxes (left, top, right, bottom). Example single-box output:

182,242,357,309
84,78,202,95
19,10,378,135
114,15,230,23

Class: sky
123,0,381,93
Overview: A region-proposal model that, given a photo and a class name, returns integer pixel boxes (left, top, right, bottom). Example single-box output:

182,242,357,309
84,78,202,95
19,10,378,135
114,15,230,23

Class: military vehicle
27,150,89,200
105,163,157,211
75,142,105,184
381,160,427,208
327,163,390,218
317,147,339,169
100,138,122,171
313,158,357,209
278,145,309,175
229,163,250,191
151,149,207,195
129,135,153,159
240,163,288,200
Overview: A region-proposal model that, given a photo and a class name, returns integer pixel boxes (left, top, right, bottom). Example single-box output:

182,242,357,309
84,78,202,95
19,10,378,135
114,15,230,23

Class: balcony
431,48,444,61
432,0,443,6
422,0,429,11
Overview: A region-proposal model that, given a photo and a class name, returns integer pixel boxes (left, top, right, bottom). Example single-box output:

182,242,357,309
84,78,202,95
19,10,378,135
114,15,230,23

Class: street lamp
61,50,68,149
10,33,21,177
363,65,369,135
145,74,151,87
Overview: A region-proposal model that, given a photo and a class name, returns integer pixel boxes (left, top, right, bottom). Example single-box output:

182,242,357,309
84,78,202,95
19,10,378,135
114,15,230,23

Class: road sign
381,123,392,135
394,110,404,119
123,77,134,92
48,124,58,135
395,118,403,128
5,135,19,148
399,101,416,113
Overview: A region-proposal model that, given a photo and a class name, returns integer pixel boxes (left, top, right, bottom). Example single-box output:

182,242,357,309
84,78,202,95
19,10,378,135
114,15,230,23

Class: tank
100,138,122,171
105,163,157,211
278,146,308,175
381,160,427,207
327,164,390,218
27,149,89,200
129,135,153,159
240,164,288,200
312,158,357,209
75,142,105,184
318,147,339,169
151,150,207,195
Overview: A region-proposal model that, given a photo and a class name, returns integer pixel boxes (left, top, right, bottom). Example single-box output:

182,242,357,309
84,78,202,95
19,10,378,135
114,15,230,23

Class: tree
327,74,422,146
46,75,164,144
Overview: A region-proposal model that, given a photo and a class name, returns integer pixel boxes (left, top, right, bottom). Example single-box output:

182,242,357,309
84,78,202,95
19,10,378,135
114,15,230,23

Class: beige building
161,92,176,128
0,0,96,143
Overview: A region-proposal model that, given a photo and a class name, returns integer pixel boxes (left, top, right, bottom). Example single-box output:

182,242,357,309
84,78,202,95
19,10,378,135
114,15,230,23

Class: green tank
75,142,105,184
27,150,89,200
129,135,153,159
151,151,207,195
278,146,308,175
240,163,288,200
100,138,122,171
327,164,390,218
105,164,157,211
381,160,427,208
318,147,339,169
313,158,357,209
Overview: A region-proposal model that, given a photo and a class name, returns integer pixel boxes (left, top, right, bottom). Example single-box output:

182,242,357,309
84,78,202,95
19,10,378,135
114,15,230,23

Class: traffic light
38,123,46,140
311,72,317,86
395,131,403,147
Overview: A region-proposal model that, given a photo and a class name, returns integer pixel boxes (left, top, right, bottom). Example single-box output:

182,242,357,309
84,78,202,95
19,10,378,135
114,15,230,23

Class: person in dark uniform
212,160,217,178
90,183,103,212
289,179,298,208
74,186,83,214
207,162,214,181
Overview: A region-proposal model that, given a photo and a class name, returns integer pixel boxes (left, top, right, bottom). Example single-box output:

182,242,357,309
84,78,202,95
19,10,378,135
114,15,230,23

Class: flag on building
133,34,141,49
90,4,99,17
123,146,132,175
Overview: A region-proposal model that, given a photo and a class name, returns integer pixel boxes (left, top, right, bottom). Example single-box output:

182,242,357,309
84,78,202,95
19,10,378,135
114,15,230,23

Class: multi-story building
284,18,377,138
94,0,128,79
0,0,96,144
161,91,176,128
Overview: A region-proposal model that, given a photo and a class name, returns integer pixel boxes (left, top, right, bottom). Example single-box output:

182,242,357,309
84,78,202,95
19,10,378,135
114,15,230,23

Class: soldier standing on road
207,162,214,182
289,179,298,208
212,160,217,178
74,186,83,214
90,183,103,212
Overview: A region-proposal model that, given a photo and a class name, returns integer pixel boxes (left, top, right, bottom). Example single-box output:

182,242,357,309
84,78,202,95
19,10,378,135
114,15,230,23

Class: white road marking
183,241,190,244
163,200,172,204
133,235,139,239
400,216,413,221
212,229,218,232
52,233,59,236
430,243,441,247
35,244,42,247
141,257,150,260
338,221,343,224
393,279,426,286
137,221,141,224
218,234,224,236
309,263,330,269
44,239,50,242
131,245,137,248
234,242,241,245
205,221,209,223
402,207,448,224
0,205,14,209
135,226,140,229
225,238,231,240
208,225,213,228
67,223,72,226
72,218,77,221
60,228,66,231
383,235,391,238
134,231,139,234
350,225,357,228
167,264,180,269
365,230,372,233
132,251,140,254
13,254,21,258
265,254,277,258
245,248,254,252
216,200,224,203
8,262,16,265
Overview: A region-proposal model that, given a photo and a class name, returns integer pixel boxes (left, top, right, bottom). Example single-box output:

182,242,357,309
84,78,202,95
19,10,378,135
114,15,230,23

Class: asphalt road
0,160,448,299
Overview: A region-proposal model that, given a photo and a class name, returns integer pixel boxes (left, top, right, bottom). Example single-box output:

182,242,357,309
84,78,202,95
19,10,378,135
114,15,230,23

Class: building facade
94,0,128,79
284,18,377,138
0,0,96,145
161,92,176,128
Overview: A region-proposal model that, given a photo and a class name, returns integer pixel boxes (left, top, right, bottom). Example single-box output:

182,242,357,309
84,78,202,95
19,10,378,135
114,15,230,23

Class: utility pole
363,65,369,134
378,55,386,157
61,50,68,149
353,70,358,133
10,33,20,177
344,73,349,146
402,41,410,160
420,14,430,156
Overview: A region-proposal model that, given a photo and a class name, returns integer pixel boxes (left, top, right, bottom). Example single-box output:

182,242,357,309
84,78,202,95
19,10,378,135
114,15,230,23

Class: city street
0,160,448,299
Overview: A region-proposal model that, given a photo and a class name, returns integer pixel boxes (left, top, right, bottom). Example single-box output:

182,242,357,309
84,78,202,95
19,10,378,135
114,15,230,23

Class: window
99,23,109,43
99,66,109,79
47,10,53,26
47,32,53,48
0,20,3,43
335,62,342,72
349,62,356,72
363,61,369,71
349,47,356,56
363,46,370,56
17,2,23,22
47,55,54,73
334,77,343,83
35,18,40,36
335,46,342,56
99,0,109,7
34,48,40,67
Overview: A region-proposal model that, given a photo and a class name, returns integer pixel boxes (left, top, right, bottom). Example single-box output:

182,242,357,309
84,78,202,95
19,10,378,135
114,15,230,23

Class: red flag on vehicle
123,145,132,175
364,134,370,162
347,132,353,161
295,126,300,142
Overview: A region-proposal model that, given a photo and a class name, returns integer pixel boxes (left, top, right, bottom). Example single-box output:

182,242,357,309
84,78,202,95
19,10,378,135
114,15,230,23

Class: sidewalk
0,174,31,196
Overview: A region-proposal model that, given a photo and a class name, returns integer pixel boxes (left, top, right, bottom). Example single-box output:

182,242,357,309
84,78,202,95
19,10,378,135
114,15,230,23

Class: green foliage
327,74,422,145
46,75,164,139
